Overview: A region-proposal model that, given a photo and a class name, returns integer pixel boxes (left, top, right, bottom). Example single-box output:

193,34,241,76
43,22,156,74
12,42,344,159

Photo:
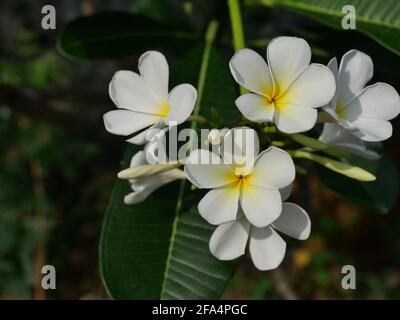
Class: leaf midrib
160,21,219,299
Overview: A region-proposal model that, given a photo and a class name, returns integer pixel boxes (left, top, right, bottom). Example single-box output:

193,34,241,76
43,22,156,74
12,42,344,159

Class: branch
271,269,299,300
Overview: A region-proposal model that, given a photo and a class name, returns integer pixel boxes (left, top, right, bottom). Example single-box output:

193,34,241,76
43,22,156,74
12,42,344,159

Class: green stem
228,0,245,50
228,0,246,95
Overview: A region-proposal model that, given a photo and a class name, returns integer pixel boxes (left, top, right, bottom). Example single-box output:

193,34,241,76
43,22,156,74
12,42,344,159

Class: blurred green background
0,0,399,299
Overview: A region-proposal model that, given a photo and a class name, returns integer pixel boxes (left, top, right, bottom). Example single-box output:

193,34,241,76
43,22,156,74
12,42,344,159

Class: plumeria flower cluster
185,127,310,270
103,36,400,271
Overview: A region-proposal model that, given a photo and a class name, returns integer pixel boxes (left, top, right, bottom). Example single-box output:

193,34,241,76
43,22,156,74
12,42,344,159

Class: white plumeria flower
323,50,400,142
124,150,185,205
229,36,336,133
319,123,380,160
209,184,311,271
184,128,296,228
104,51,197,144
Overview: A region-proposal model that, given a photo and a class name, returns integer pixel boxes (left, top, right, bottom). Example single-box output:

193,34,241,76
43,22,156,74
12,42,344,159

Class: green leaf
100,34,240,299
316,153,399,213
130,0,188,27
58,11,196,60
252,0,400,55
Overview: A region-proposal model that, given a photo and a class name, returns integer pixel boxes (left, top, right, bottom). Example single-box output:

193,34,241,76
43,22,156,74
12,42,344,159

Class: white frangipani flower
229,36,336,133
209,185,311,271
184,128,296,228
104,51,197,144
323,50,400,142
319,123,380,160
124,150,185,205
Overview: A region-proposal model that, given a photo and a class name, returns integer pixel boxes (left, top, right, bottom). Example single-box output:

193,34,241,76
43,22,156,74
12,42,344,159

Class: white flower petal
350,118,393,142
251,146,295,189
249,226,286,271
338,49,373,105
124,189,153,205
166,84,197,125
280,184,293,202
319,123,380,160
240,185,282,228
209,218,250,260
336,141,380,160
138,51,169,103
125,168,185,205
185,149,236,188
324,57,339,110
267,36,311,95
198,184,240,225
279,64,336,108
109,70,159,114
319,122,342,144
126,126,153,145
131,170,185,192
103,110,161,136
221,127,260,174
272,202,311,240
229,48,273,97
345,83,400,121
274,104,318,133
130,150,147,167
327,57,339,81
235,93,275,122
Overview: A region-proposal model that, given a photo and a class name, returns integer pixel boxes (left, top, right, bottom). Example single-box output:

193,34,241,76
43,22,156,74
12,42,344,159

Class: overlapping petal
249,226,286,271
251,146,295,189
138,51,169,103
278,64,335,108
267,36,311,95
319,123,380,159
272,202,311,240
198,184,241,225
337,49,373,105
274,104,318,133
103,110,162,136
165,84,197,125
229,48,273,97
108,70,159,114
234,93,274,122
209,217,250,260
240,184,282,228
185,149,236,188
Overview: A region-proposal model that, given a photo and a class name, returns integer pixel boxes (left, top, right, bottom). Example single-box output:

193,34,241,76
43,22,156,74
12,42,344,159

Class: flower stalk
228,0,246,95
289,150,376,182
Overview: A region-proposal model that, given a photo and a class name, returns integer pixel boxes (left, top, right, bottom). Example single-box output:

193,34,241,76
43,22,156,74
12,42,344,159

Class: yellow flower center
262,85,288,111
236,173,253,192
335,105,347,119
264,94,286,111
158,102,170,117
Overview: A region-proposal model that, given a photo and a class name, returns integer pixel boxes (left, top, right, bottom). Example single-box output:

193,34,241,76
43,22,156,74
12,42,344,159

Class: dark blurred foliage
0,0,399,299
